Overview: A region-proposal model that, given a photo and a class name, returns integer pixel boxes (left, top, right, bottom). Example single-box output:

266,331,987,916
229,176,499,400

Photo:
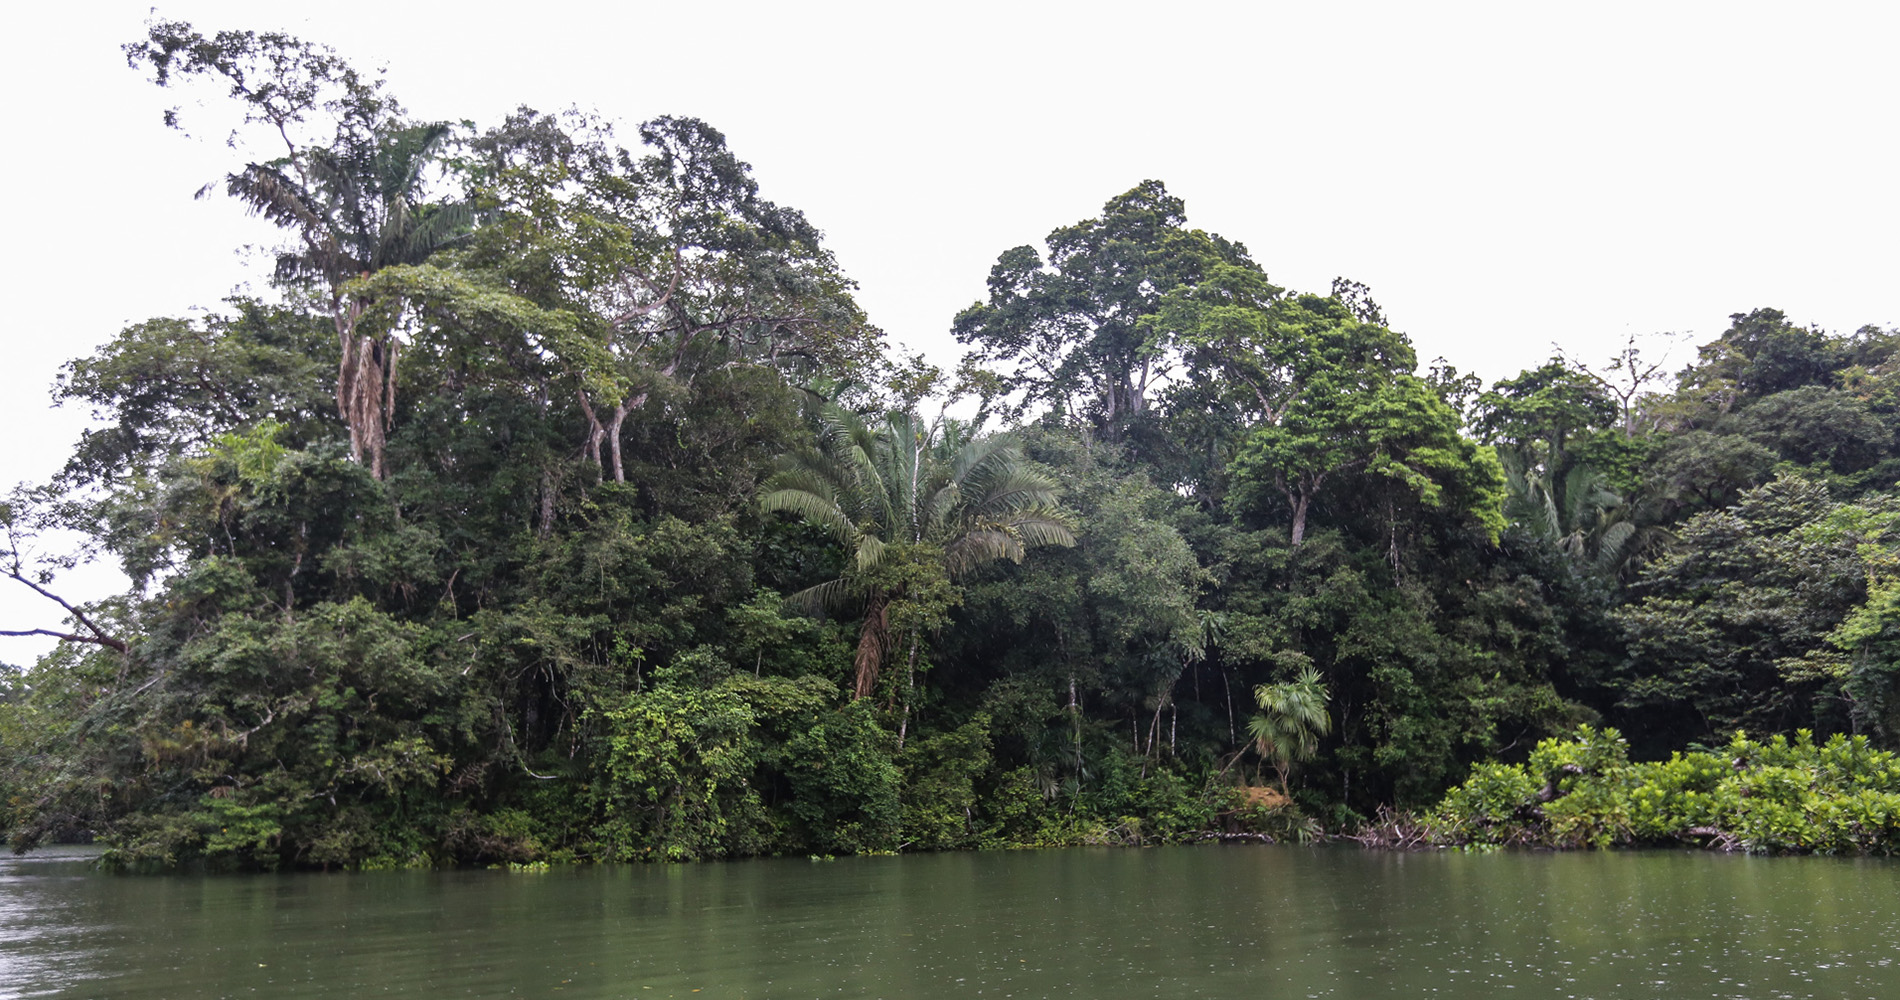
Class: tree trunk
897,633,920,750
537,469,558,538
579,390,606,468
335,307,360,458
1290,492,1310,548
603,392,647,484
853,591,891,700
333,298,391,480
1069,673,1083,770
605,405,629,484
1223,669,1235,744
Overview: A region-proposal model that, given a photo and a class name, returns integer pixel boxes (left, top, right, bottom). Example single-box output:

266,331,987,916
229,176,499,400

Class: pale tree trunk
1223,669,1235,744
1068,673,1083,771
605,394,646,484
896,633,920,750
336,308,362,460
374,339,395,480
1285,469,1336,549
579,390,606,467
580,387,655,483
335,299,393,480
606,406,627,483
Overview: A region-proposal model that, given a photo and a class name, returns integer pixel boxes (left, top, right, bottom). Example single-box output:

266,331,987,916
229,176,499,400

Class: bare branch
0,628,127,654
4,569,127,653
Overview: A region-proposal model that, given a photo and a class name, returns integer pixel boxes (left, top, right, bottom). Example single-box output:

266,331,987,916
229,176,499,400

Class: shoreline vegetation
1361,726,1900,856
7,20,1900,871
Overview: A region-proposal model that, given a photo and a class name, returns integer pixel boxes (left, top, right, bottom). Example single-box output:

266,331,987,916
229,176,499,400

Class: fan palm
761,408,1075,698
1247,666,1331,795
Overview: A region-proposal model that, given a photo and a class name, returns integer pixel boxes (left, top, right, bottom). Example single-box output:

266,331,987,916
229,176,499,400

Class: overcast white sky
3,1,1897,660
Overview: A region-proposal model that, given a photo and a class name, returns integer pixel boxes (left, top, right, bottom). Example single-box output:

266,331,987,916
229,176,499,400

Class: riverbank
1372,725,1900,856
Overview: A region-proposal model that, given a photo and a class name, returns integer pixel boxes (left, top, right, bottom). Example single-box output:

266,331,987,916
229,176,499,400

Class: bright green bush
1431,763,1541,844
1430,725,1900,855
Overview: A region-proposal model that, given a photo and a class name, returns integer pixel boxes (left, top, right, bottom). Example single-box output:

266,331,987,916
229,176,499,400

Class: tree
1645,429,1777,514
1561,333,1678,438
1616,475,1866,741
1810,499,1900,742
761,409,1075,699
1475,361,1654,572
1476,362,1616,495
1221,296,1504,548
1248,666,1331,795
0,487,127,654
952,181,1251,438
468,110,877,483
1495,449,1649,575
1736,386,1890,475
53,302,338,489
1677,308,1844,405
127,21,471,479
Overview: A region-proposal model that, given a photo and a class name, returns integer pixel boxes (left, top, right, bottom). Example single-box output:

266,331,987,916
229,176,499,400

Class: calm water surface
3,844,1896,999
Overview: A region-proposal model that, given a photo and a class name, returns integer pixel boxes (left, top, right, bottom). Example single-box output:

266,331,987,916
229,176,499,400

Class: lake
3,843,1896,999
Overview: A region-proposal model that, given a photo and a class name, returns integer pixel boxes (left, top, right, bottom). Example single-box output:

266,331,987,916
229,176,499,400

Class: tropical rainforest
6,22,1900,868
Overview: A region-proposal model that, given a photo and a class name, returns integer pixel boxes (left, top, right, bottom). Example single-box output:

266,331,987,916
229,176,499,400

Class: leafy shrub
898,715,993,850
1429,725,1900,855
779,700,902,854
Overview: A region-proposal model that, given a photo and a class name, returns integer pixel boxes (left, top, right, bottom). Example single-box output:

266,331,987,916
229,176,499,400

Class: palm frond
1005,512,1078,548
950,434,1014,485
961,466,1063,516
943,529,1026,578
783,576,860,616
763,460,843,505
855,533,888,573
764,406,1075,636
1594,518,1637,574
1250,667,1332,765
921,481,961,540
760,488,856,548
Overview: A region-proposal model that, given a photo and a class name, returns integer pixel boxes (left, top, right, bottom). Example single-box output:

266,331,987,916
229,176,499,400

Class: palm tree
761,408,1075,699
128,23,471,479
1497,447,1666,578
1247,666,1331,796
227,121,471,478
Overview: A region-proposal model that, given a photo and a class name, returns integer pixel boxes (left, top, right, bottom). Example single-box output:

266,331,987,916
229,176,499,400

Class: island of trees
5,22,1900,868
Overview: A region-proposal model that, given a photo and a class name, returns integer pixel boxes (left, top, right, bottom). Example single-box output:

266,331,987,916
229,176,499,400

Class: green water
4,844,1897,999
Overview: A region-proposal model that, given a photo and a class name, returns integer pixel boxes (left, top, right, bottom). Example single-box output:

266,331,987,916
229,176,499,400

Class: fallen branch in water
1685,826,1744,852
1343,806,1436,850
1189,831,1277,845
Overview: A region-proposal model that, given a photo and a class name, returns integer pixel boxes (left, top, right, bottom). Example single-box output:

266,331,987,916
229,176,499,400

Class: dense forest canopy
4,21,1899,867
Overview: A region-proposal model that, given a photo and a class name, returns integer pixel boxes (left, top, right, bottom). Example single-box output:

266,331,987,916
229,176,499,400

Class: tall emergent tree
469,110,875,484
126,21,471,479
1171,282,1505,549
952,180,1253,439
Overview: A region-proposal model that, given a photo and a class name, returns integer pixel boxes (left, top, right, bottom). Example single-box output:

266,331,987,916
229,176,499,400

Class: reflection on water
2,843,1897,999
0,847,111,999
